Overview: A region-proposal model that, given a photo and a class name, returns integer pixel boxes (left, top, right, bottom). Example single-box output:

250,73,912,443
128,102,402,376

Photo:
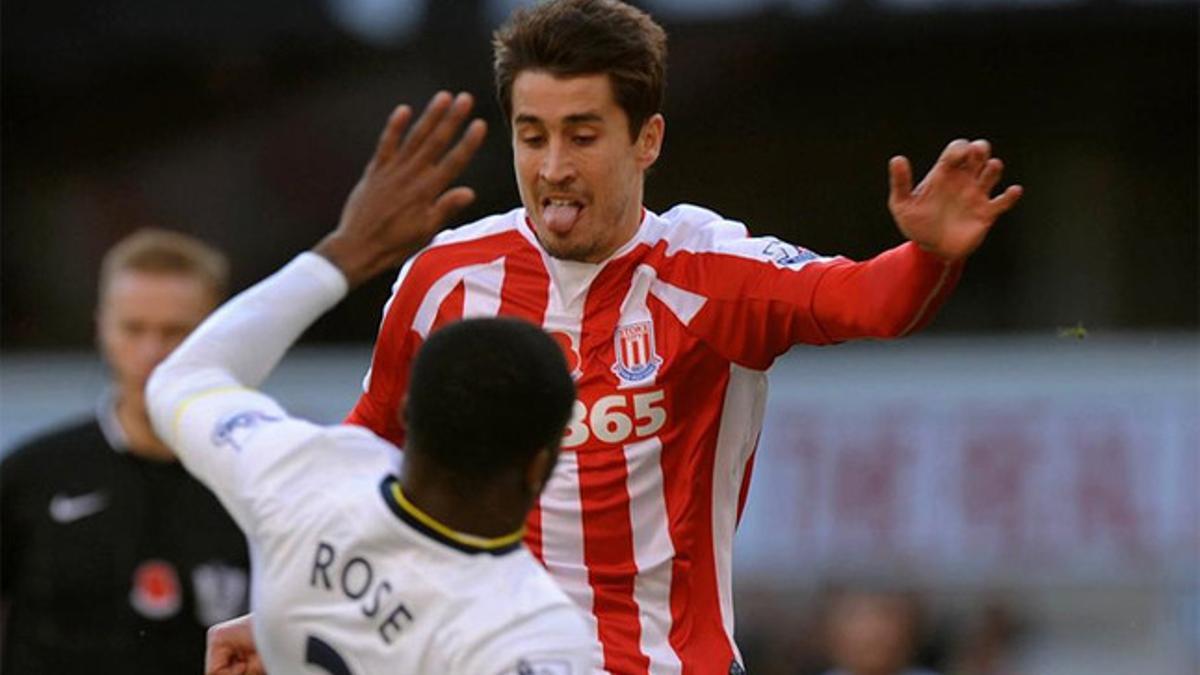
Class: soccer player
145,92,597,673
344,1,1024,673
0,230,250,674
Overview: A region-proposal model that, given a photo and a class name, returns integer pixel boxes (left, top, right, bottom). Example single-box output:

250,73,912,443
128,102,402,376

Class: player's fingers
247,655,267,675
987,184,1023,216
965,139,991,176
205,654,238,675
937,138,971,169
888,156,913,206
414,92,476,165
979,158,1004,193
397,91,454,159
372,104,412,167
205,645,228,674
434,119,488,185
430,186,478,226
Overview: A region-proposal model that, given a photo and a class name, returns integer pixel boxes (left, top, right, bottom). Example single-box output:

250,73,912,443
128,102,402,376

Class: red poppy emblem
129,559,182,620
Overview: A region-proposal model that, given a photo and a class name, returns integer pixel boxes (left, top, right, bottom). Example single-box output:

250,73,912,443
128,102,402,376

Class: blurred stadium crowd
3,0,1196,346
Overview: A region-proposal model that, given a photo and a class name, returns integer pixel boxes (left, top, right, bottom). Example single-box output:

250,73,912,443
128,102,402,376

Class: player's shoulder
392,208,532,292
481,553,586,633
197,391,319,450
424,207,528,254
493,549,579,611
647,203,752,252
460,606,595,675
649,203,828,268
234,424,396,535
440,548,580,627
2,416,105,471
447,554,595,673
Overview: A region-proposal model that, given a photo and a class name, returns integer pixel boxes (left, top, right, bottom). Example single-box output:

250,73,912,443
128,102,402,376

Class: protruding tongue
543,203,582,234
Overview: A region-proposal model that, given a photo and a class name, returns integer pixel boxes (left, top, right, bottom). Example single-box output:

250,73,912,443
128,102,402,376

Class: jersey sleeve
344,256,423,446
152,376,325,534
657,211,962,370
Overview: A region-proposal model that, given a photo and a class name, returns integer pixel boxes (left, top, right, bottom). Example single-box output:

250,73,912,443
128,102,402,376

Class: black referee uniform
1,404,250,674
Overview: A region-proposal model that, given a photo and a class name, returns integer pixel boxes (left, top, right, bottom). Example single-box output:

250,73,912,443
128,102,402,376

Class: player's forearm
147,253,349,415
812,241,962,340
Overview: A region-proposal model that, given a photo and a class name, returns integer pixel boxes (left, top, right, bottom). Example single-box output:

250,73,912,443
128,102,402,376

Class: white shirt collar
95,388,130,453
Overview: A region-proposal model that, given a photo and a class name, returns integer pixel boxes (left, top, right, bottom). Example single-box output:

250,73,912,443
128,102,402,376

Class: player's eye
521,135,545,148
572,135,596,147
121,321,147,337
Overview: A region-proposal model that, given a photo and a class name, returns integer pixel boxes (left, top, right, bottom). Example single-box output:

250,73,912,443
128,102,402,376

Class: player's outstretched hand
887,139,1023,262
205,613,265,675
314,91,488,287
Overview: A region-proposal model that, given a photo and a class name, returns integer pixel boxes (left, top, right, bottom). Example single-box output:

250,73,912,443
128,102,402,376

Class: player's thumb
431,187,477,228
888,156,913,208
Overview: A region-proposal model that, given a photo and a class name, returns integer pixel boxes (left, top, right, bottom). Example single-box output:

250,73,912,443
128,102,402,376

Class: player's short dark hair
405,318,576,480
493,0,667,140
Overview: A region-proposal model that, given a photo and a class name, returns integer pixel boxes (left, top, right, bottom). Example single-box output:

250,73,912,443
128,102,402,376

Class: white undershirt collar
96,388,130,453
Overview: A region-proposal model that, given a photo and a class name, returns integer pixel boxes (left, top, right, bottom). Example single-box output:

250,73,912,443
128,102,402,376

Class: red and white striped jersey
347,204,961,674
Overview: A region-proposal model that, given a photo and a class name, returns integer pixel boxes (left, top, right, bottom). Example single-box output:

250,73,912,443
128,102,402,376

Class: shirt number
306,634,354,675
562,390,666,448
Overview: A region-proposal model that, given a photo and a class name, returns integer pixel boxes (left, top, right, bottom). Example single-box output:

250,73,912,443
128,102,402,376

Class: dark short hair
405,318,576,480
493,0,667,140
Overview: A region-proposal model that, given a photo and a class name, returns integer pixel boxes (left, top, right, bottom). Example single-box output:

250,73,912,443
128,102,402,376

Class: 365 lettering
562,390,666,448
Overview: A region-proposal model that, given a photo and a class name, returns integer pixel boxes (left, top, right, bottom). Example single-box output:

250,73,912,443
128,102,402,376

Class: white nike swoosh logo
49,491,109,524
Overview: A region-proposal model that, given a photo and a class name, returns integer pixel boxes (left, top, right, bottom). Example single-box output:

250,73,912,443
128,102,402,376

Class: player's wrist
910,240,967,265
312,233,381,289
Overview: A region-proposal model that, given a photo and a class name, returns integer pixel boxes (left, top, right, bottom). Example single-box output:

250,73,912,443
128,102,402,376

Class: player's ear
525,445,559,497
635,114,665,171
94,302,115,364
399,394,410,427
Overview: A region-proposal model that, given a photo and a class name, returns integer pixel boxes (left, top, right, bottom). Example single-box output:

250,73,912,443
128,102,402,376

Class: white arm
149,252,347,396
147,89,488,424
144,253,348,530
142,92,486,533
146,252,346,437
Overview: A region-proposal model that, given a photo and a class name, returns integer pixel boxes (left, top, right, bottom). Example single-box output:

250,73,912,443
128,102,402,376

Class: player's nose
538,139,576,185
137,332,176,368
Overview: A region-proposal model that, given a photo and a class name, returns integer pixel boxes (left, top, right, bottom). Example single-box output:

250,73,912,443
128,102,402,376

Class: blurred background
2,0,1197,673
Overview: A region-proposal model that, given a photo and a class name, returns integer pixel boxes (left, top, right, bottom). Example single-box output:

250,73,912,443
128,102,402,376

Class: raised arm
148,91,485,402
315,91,487,288
144,91,486,512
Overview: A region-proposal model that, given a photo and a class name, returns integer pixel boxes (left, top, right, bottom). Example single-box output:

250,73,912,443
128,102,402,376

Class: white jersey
146,253,598,675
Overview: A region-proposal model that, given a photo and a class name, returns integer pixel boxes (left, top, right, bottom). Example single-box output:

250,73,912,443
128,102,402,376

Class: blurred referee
1,230,250,673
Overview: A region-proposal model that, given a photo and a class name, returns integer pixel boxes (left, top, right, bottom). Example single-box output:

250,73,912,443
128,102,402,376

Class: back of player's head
405,318,576,481
100,228,231,303
492,0,667,140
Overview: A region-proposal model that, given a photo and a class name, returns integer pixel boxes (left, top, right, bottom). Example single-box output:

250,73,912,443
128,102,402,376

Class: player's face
828,596,913,674
511,71,664,263
97,270,217,397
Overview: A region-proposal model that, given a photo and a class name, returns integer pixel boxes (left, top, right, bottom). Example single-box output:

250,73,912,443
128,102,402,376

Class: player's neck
589,199,645,264
398,470,527,541
114,388,176,462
